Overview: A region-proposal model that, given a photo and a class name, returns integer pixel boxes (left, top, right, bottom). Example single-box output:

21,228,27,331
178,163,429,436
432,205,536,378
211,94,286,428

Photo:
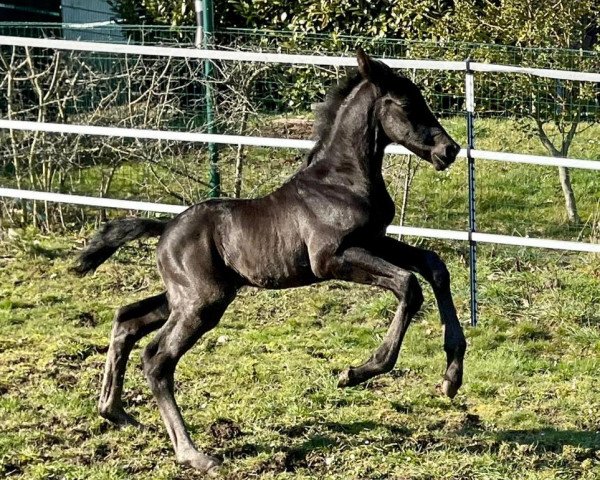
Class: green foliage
108,0,195,26
107,0,150,25
105,2,599,125
109,0,597,52
434,1,599,166
437,1,598,50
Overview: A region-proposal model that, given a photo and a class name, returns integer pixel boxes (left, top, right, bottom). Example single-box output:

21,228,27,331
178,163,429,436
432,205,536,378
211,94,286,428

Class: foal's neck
321,81,388,178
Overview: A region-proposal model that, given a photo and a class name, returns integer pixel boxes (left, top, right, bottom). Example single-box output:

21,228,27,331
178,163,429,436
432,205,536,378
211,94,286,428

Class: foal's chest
368,180,396,231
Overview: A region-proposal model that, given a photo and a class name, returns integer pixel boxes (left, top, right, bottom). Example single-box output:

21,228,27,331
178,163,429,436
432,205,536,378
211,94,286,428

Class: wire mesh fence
0,24,598,243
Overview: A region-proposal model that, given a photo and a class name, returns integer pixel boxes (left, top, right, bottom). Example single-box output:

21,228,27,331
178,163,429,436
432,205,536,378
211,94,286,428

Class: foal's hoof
441,362,463,399
178,451,221,475
441,379,459,399
99,405,145,429
337,367,359,388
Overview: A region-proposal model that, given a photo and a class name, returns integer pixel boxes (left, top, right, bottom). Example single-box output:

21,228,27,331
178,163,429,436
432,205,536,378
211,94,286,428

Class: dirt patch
42,432,66,448
221,442,258,459
391,402,413,414
257,118,314,139
280,424,310,438
123,389,152,407
0,461,23,477
253,447,328,475
463,413,482,428
46,366,80,387
74,311,98,327
93,442,112,460
122,463,155,475
389,367,420,379
52,343,108,367
406,433,443,453
464,440,501,454
209,418,243,446
426,419,447,431
306,347,328,359
71,426,92,442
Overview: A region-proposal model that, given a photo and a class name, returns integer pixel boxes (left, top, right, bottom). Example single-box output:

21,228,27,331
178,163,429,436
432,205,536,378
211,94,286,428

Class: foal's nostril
445,143,460,160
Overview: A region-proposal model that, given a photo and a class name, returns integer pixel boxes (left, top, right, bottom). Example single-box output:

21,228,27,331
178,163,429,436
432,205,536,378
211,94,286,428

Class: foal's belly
215,200,316,289
223,234,315,289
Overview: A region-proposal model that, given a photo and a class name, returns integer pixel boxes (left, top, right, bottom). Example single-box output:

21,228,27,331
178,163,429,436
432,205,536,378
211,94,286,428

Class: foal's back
156,176,315,291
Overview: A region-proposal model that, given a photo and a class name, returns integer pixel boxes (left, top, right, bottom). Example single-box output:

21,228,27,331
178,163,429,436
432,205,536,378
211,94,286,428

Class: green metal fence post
196,0,220,197
465,58,478,327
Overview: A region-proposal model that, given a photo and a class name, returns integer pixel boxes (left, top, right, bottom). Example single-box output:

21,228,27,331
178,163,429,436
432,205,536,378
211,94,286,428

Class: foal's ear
356,48,388,84
356,48,374,79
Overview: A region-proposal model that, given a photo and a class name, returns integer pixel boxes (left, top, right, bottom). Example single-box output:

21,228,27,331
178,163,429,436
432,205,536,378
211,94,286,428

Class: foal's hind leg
99,292,169,426
312,247,423,387
142,290,234,474
372,236,467,398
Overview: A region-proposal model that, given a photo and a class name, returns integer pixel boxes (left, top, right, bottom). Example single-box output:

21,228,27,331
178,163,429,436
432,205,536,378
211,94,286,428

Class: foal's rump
74,186,317,289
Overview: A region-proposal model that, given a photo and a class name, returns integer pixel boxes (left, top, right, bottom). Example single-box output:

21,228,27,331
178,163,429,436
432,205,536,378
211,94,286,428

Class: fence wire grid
0,24,598,248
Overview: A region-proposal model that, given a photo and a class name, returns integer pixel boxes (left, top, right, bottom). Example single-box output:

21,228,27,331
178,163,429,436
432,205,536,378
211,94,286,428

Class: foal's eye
386,98,410,109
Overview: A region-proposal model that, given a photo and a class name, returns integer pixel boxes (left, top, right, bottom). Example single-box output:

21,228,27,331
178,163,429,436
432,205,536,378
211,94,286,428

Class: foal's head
357,49,460,171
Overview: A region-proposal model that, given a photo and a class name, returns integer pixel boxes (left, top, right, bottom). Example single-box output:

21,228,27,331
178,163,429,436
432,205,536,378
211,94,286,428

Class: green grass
0,229,598,479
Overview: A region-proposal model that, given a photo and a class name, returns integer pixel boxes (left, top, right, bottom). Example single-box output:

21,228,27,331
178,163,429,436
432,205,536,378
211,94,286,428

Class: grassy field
0,226,598,479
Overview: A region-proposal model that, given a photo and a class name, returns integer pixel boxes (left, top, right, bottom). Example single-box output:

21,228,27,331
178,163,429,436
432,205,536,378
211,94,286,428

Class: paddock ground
0,230,598,480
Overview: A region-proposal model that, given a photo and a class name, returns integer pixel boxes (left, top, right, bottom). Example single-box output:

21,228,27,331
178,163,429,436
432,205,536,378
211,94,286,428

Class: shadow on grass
280,420,384,436
219,434,339,474
27,242,72,259
218,419,413,474
219,418,599,472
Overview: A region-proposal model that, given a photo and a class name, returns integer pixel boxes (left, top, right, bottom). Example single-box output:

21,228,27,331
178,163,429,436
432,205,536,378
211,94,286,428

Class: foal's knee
424,251,450,291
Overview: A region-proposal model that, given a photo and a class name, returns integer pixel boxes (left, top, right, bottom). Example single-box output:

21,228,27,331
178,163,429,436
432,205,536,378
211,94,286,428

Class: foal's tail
72,217,168,275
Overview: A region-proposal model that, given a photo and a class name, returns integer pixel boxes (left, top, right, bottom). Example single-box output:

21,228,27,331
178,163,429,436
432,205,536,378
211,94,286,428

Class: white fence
1,34,598,249
1,34,599,326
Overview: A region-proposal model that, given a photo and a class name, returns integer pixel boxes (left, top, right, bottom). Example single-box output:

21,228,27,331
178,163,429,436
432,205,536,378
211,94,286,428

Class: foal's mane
313,71,363,142
304,60,402,166
304,71,364,165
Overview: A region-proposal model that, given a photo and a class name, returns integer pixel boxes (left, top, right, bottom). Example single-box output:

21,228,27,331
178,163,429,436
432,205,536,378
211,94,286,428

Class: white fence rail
1,35,599,82
1,119,600,172
0,184,597,254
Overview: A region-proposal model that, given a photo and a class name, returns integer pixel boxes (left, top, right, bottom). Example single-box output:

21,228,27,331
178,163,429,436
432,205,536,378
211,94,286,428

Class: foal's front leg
372,236,467,398
313,247,424,387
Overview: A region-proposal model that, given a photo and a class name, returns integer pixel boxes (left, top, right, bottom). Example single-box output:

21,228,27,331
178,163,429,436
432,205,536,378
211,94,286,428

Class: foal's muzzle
431,141,461,171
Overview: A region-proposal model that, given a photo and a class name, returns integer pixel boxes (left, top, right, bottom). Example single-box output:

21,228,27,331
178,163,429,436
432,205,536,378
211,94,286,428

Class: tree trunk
534,118,581,225
398,155,418,242
558,166,580,224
